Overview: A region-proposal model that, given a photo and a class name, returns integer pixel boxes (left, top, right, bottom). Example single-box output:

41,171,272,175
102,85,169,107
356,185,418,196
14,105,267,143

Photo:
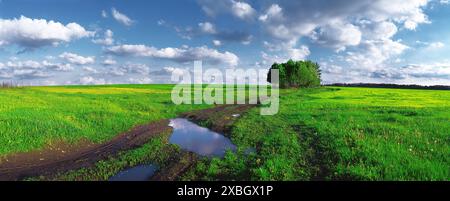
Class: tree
267,60,321,88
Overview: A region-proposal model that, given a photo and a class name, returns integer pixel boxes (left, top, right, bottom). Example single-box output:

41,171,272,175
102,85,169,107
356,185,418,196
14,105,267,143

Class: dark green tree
267,60,321,88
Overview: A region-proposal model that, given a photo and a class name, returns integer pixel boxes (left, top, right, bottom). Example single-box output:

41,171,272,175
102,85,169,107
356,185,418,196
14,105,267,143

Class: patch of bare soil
0,120,171,181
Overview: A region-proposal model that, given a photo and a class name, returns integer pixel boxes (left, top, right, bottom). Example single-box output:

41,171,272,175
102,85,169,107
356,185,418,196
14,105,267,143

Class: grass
28,129,180,181
0,84,211,156
1,85,449,180
184,87,450,181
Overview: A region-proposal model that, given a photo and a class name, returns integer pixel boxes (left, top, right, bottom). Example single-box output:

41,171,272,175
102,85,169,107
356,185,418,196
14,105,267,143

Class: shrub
267,60,321,88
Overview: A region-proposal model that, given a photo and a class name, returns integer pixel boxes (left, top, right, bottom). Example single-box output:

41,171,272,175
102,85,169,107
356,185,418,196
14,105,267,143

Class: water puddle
169,118,236,157
109,164,158,181
110,118,236,181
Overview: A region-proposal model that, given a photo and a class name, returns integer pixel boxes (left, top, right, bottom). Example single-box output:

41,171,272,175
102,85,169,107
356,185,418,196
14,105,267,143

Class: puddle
169,118,236,157
110,118,236,181
109,164,158,181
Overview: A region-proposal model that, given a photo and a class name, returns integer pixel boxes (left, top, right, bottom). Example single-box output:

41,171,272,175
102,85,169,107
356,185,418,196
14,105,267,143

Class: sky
0,0,449,86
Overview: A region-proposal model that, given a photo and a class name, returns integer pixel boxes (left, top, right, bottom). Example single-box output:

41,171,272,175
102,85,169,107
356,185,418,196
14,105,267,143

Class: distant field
1,85,449,180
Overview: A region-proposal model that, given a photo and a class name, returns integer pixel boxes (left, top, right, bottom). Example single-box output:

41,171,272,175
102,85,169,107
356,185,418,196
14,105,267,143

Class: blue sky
0,0,449,85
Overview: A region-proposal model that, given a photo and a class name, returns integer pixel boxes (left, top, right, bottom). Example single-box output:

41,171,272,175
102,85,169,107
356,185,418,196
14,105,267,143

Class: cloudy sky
0,0,449,85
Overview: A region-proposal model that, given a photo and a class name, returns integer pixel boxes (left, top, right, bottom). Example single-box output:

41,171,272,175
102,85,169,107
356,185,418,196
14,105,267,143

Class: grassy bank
184,87,449,181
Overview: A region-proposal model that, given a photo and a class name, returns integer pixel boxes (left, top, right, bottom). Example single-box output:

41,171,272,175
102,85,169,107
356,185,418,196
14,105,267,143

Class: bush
267,60,321,88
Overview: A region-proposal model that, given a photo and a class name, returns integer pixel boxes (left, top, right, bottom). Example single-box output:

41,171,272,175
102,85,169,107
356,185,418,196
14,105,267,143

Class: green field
0,85,211,155
1,85,449,180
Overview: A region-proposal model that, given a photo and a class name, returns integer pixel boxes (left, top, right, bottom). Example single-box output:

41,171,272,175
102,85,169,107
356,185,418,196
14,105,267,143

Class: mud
0,120,171,181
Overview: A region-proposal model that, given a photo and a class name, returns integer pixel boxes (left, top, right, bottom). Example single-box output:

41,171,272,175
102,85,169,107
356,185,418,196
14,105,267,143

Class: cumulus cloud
82,66,99,74
213,40,222,46
59,52,95,65
106,44,239,66
260,40,311,67
427,42,445,49
198,0,256,20
78,76,106,85
4,59,73,72
230,0,256,20
198,22,217,34
102,58,117,66
92,29,114,46
0,16,93,49
257,0,430,57
0,59,75,80
345,39,409,71
368,63,450,84
312,21,362,52
111,8,134,26
360,21,398,40
120,63,150,74
260,47,310,66
127,77,153,84
150,66,188,76
256,0,432,81
259,0,430,41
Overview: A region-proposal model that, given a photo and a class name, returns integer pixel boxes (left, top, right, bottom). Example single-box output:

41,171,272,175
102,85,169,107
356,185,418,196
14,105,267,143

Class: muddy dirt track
0,120,171,181
0,104,257,181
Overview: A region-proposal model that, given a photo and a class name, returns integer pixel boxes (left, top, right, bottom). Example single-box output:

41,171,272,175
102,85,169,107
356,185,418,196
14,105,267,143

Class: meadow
0,85,210,156
184,87,450,181
1,85,449,180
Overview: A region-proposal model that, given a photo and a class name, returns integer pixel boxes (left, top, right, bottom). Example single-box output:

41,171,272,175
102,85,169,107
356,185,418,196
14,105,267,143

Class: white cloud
312,20,362,52
428,42,445,49
12,69,50,79
106,44,239,66
258,1,430,42
198,22,217,34
92,29,114,45
213,40,222,46
111,8,134,26
101,10,108,18
127,77,153,84
79,76,106,85
83,66,99,74
0,59,70,79
361,21,398,40
416,40,445,50
345,39,409,71
4,59,72,72
198,0,256,20
230,0,256,20
120,63,150,74
59,52,95,65
259,4,283,22
261,45,310,66
0,16,93,49
41,60,73,71
102,58,117,66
